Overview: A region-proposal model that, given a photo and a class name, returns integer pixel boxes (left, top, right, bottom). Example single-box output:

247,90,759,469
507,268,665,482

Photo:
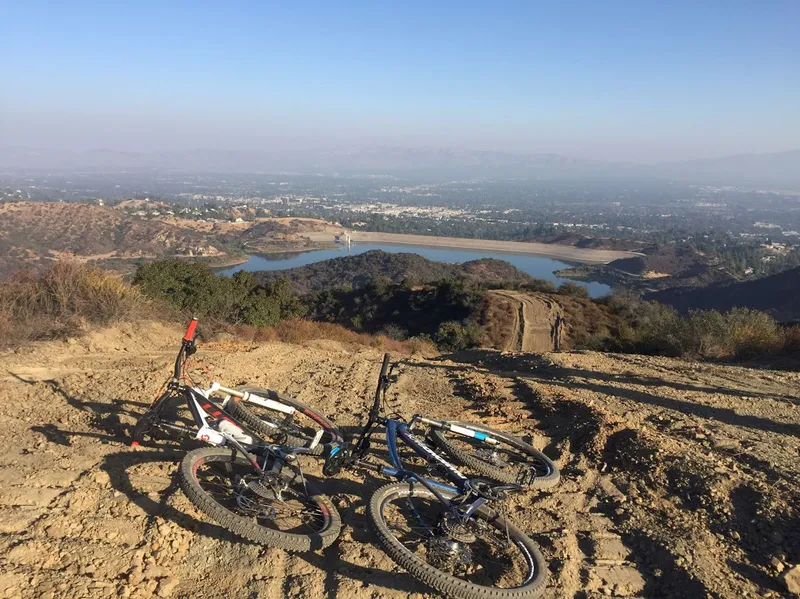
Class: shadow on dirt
421,350,800,437
594,497,711,598
14,375,143,442
713,484,800,594
101,448,428,594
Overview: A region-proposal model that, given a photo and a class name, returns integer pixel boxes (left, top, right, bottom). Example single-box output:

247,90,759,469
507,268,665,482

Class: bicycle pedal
516,468,535,487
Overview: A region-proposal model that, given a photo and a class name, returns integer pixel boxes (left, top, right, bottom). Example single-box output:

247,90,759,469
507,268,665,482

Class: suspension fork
386,420,473,521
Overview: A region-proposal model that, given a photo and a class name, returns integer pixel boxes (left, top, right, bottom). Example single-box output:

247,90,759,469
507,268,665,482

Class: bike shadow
101,448,241,543
12,374,145,441
102,447,430,595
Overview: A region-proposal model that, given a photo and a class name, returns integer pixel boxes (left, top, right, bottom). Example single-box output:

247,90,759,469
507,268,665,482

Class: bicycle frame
133,318,321,470
332,354,494,516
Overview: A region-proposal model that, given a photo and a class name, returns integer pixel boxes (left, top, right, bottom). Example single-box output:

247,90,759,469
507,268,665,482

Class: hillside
0,202,231,279
481,289,626,352
648,265,800,321
558,243,735,292
219,218,333,253
0,324,797,598
252,250,535,294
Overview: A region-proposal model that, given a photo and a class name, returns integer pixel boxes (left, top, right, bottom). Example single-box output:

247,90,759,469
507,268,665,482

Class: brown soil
0,324,798,598
489,290,564,353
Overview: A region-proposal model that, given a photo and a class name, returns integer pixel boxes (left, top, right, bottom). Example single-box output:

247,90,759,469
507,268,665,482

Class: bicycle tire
428,421,559,490
367,481,548,599
179,446,341,551
226,386,343,455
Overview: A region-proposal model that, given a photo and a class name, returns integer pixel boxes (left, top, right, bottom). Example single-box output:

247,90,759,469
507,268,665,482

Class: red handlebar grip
183,318,198,341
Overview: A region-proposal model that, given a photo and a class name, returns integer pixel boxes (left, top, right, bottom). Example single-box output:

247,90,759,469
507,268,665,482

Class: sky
1,1,799,163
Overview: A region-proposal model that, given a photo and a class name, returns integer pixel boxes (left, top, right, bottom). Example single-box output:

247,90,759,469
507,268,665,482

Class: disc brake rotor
440,512,479,543
235,493,279,519
233,474,290,519
475,447,510,468
427,535,472,569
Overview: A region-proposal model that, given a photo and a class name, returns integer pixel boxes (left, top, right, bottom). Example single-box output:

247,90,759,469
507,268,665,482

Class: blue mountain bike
320,354,551,599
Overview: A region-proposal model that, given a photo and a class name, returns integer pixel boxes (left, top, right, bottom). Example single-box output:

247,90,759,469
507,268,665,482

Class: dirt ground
489,290,565,353
0,323,798,598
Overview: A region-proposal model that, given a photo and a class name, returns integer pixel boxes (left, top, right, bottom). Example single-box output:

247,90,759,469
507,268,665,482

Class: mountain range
2,146,799,187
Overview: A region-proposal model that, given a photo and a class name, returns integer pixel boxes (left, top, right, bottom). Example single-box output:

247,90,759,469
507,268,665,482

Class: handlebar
183,317,199,342
174,317,199,379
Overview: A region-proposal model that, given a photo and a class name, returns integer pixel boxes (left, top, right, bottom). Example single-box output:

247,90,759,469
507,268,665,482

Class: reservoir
219,243,611,298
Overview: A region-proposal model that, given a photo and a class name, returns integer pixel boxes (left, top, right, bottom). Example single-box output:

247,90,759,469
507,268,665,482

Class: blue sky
2,1,798,162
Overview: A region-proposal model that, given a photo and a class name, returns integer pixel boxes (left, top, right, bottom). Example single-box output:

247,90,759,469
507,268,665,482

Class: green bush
557,282,590,298
783,325,800,354
588,294,787,361
134,260,303,326
436,320,482,351
726,307,783,359
306,277,484,340
520,279,558,294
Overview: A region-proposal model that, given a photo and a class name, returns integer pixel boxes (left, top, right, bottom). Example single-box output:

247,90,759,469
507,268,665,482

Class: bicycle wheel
226,387,342,455
179,446,341,551
368,482,548,599
428,422,559,490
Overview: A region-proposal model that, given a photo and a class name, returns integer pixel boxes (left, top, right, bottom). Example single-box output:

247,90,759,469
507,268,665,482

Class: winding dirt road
490,290,564,353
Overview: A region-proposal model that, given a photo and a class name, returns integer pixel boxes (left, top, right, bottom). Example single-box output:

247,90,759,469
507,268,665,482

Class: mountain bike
229,354,559,490
131,318,343,453
129,318,342,551
426,420,560,489
318,354,551,599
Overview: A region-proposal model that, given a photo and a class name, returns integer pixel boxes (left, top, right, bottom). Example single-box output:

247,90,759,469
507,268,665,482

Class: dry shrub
479,295,517,349
781,325,800,354
227,319,436,355
725,308,783,359
405,335,439,356
0,262,148,346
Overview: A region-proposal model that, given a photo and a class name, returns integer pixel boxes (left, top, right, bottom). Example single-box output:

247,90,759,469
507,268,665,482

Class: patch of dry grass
0,262,150,346
479,295,517,349
227,320,438,355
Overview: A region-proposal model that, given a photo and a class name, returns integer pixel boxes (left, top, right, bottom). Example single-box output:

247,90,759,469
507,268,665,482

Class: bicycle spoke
378,491,536,590
193,459,326,535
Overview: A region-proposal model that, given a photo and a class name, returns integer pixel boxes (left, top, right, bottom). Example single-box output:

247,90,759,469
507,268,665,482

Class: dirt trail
490,290,564,353
0,324,798,599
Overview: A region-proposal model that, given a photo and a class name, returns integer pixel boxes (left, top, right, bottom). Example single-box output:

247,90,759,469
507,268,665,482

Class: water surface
219,243,611,297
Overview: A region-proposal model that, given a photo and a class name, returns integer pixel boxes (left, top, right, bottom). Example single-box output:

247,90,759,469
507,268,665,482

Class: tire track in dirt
490,290,564,353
